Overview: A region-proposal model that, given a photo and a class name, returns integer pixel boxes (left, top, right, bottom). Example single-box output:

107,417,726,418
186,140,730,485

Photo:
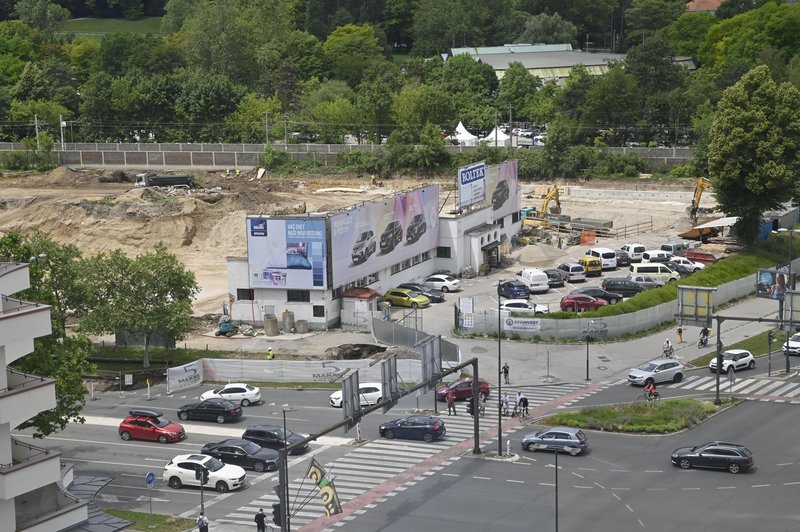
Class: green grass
61,17,162,37
690,328,783,367
104,509,194,532
544,397,736,434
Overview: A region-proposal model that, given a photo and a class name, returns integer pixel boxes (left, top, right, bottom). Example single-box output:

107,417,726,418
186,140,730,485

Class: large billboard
756,268,796,301
247,217,327,290
457,160,519,219
330,186,440,287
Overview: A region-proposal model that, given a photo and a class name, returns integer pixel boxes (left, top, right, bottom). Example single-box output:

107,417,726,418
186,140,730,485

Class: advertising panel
458,161,487,207
330,185,440,287
457,160,519,219
247,217,327,290
756,268,796,301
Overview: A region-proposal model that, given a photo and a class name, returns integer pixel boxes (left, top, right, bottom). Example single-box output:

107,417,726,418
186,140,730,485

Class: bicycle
663,346,675,358
636,390,660,403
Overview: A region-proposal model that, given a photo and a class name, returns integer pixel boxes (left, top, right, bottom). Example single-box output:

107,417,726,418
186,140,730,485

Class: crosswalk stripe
738,380,774,394
752,380,787,395
695,378,722,391
784,385,800,397
679,376,714,390
729,378,757,392
772,383,800,396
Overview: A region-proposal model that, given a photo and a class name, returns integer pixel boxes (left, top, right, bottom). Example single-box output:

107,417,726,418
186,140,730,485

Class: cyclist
699,326,710,346
519,395,529,418
644,382,657,400
663,338,673,357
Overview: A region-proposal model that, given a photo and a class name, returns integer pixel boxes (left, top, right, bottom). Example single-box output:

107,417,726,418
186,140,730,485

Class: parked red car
119,409,186,443
436,379,491,401
560,294,608,312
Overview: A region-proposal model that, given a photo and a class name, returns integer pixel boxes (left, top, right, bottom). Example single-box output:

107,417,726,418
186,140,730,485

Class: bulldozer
522,185,562,230
687,177,712,223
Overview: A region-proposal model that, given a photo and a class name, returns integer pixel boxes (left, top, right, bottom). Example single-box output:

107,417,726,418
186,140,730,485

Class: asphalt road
335,401,800,532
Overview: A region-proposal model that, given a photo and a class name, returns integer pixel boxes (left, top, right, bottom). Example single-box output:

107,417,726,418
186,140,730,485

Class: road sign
146,472,155,486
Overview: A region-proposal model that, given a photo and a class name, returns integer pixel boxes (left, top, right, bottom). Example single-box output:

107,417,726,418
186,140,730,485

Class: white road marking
594,481,606,489
681,487,701,490
507,479,525,484
442,473,459,477
625,504,634,512
472,476,491,480
717,486,735,490
784,481,800,485
571,472,585,478
612,493,621,501
752,484,770,488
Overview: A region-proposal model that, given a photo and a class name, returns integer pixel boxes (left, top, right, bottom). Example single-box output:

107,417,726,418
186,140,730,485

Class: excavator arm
541,186,561,215
688,177,712,222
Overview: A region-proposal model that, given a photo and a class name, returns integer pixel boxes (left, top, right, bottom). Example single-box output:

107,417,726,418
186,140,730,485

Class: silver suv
628,358,685,386
521,426,589,456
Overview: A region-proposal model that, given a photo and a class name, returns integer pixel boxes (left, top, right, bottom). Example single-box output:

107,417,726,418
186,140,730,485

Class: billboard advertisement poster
486,159,519,219
458,161,487,208
330,186,440,287
247,217,327,290
503,316,541,332
756,268,796,301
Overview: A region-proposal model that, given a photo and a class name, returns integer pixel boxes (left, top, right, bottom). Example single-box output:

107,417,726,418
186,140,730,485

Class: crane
687,177,712,222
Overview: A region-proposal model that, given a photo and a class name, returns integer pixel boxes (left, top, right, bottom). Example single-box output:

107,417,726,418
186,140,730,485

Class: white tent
481,126,511,147
454,121,478,146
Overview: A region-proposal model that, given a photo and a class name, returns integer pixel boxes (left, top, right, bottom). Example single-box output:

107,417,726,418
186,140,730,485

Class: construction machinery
215,302,239,337
522,185,562,229
687,177,712,222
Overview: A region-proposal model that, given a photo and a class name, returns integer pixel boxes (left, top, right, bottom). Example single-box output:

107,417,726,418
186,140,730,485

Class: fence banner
166,360,204,394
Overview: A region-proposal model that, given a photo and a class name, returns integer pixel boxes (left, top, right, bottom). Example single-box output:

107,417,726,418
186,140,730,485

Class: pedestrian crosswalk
609,374,800,402
216,383,589,529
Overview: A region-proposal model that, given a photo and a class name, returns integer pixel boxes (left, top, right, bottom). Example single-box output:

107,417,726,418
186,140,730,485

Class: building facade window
437,246,452,258
287,290,310,302
236,288,254,300
313,305,325,317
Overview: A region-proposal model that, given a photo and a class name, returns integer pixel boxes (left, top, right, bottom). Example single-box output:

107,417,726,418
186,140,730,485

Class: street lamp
281,407,296,532
586,320,595,381
777,228,800,372
497,279,503,456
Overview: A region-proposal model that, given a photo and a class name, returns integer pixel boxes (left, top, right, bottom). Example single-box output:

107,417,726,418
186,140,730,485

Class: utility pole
265,112,269,146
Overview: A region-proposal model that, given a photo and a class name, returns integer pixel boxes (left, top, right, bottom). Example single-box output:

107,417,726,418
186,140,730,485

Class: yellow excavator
687,177,712,222
522,185,561,229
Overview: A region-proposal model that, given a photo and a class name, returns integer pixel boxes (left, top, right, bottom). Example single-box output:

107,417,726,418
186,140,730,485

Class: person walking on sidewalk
502,363,510,384
447,390,457,416
676,325,684,343
196,512,209,532
255,508,267,531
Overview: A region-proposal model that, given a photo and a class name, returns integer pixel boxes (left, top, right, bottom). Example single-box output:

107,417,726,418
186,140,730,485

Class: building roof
686,0,722,12
451,43,573,56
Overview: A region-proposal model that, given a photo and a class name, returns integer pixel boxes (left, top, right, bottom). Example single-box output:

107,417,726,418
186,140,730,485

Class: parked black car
242,424,309,454
492,180,510,210
664,261,695,278
378,416,446,443
671,442,754,474
615,250,632,267
544,269,565,288
178,399,242,424
601,278,645,298
398,283,445,303
201,438,279,472
571,286,625,305
380,220,403,252
405,214,427,244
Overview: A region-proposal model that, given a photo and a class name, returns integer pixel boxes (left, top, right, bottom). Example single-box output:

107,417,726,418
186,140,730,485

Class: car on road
380,220,403,252
383,288,430,309
119,409,185,444
163,453,247,493
497,280,530,299
200,383,261,406
560,294,607,312
500,299,549,315
406,213,427,244
709,349,755,373
424,274,461,292
570,287,624,305
544,269,565,288
242,425,309,454
178,399,243,424
436,378,490,401
783,333,800,355
521,426,589,456
379,416,446,443
492,180,509,210
627,274,664,289
556,262,586,283
330,382,384,408
628,358,685,386
351,230,376,263
201,438,279,472
601,278,645,298
615,249,632,267
671,442,754,474
398,283,445,303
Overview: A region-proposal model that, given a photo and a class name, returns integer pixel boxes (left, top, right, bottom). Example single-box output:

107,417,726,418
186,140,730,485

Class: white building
0,263,88,530
226,161,522,328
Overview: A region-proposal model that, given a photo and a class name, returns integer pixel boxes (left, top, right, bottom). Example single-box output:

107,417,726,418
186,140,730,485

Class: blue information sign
146,472,155,486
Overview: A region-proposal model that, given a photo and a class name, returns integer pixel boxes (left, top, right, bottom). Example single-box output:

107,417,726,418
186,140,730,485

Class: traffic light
467,397,475,416
768,331,776,344
272,503,282,526
195,467,209,485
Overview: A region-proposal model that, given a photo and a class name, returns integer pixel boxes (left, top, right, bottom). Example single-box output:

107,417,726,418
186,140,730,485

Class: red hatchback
119,409,186,443
436,379,491,401
560,294,608,312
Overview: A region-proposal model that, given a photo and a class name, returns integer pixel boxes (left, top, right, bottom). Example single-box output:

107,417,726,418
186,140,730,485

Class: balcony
0,438,62,499
15,481,88,532
0,368,56,428
0,296,51,359
0,262,30,297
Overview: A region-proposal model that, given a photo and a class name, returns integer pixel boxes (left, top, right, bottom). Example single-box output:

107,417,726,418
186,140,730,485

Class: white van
588,247,617,270
641,250,673,263
516,268,550,294
628,263,680,283
621,243,646,263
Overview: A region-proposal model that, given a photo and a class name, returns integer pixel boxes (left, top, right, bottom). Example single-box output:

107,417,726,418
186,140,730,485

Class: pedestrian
676,325,684,343
255,508,266,532
267,347,274,360
501,363,510,384
196,511,209,532
447,390,457,416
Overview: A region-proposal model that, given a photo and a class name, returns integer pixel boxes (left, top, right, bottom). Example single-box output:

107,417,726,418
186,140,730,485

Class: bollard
506,439,511,457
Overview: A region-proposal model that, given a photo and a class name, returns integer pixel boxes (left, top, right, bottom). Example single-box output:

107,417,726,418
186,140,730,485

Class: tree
624,35,685,95
708,65,800,244
323,24,385,88
517,12,578,46
660,12,717,57
497,62,542,122
381,0,415,52
625,0,685,46
224,92,283,143
10,61,48,101
582,64,642,133
716,0,774,20
161,0,200,34
391,82,454,131
80,243,199,368
411,0,469,56
14,0,69,39
519,0,616,48
0,232,94,438
257,30,324,110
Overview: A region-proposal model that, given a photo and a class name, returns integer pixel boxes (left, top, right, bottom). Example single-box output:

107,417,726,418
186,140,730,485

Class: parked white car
669,256,705,271
499,300,549,315
329,382,383,408
163,453,246,493
424,274,461,292
200,383,262,406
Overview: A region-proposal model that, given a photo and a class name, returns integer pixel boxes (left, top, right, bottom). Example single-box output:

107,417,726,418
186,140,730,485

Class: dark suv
571,287,624,304
406,214,427,244
242,424,309,454
492,180,510,210
380,220,402,252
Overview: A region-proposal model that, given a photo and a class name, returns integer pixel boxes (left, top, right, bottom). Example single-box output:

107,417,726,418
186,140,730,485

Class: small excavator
522,185,562,229
687,177,712,223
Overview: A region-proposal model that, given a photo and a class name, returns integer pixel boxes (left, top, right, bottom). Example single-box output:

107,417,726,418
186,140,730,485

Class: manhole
597,366,608,371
